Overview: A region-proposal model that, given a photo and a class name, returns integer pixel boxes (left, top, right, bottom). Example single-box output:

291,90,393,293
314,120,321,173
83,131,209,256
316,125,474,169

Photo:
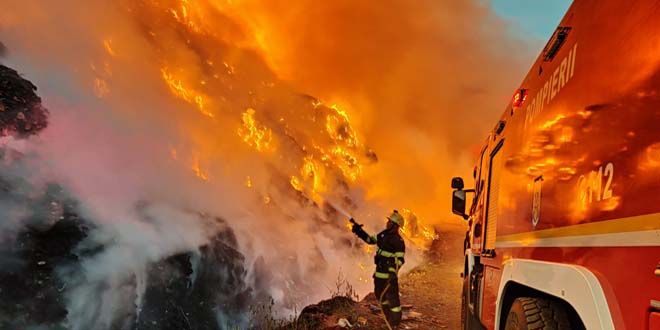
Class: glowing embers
161,67,213,118
301,156,326,193
169,0,203,32
91,60,112,99
191,155,209,181
289,175,303,191
316,103,364,182
169,147,209,182
94,78,110,98
329,146,361,182
103,39,117,57
238,108,274,152
326,104,359,148
289,157,327,198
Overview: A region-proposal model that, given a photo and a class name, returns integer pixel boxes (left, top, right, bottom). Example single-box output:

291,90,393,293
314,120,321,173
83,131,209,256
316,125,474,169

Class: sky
491,0,574,41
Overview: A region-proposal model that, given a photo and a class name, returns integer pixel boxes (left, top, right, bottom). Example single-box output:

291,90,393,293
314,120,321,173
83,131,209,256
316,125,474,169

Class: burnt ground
294,228,465,330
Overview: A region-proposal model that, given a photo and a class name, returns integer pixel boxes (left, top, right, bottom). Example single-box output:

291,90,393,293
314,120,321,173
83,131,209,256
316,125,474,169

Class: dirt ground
294,228,466,330
396,229,464,329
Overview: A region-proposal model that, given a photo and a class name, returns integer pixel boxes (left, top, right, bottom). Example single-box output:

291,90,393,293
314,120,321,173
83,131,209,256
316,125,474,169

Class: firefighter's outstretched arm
350,218,377,245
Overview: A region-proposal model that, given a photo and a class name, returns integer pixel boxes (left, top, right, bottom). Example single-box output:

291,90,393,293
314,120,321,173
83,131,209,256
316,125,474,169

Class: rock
336,318,352,328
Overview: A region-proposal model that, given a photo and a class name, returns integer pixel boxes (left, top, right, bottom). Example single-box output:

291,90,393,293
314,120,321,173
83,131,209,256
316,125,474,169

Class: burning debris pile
0,56,424,329
0,58,430,329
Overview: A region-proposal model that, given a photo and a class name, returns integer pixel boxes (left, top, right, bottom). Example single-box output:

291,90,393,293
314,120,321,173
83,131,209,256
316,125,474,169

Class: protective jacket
355,227,405,278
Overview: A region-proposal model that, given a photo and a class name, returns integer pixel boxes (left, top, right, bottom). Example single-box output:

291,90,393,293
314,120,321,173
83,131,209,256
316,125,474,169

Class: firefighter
351,210,406,328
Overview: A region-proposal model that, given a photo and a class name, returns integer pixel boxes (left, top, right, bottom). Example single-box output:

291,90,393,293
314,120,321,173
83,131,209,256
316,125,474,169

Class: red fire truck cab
451,1,660,329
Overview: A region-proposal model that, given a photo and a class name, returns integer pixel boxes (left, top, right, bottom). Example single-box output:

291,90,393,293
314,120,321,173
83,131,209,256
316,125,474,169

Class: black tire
504,297,571,330
461,276,469,330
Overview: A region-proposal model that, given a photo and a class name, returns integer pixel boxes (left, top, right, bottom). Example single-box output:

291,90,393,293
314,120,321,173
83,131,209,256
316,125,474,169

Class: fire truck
451,1,660,329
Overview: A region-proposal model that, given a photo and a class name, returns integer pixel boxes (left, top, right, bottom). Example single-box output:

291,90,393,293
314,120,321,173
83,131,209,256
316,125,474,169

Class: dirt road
397,229,464,329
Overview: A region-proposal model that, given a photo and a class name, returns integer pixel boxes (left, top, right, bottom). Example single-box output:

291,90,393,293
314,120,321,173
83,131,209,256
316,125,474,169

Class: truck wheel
461,276,469,329
504,297,571,330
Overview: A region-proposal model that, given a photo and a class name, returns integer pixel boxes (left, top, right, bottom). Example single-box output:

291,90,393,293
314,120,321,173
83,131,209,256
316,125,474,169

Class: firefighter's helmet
387,210,405,227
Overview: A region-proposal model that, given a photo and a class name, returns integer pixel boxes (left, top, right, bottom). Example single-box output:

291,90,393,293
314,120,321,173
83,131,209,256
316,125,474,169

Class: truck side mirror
451,177,464,189
452,190,469,220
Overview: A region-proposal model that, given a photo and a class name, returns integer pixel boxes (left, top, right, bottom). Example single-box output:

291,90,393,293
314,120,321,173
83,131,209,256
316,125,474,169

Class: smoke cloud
0,0,535,327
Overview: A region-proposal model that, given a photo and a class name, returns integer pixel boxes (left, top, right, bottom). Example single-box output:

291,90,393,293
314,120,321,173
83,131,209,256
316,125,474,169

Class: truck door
467,140,504,325
484,140,504,256
479,139,504,325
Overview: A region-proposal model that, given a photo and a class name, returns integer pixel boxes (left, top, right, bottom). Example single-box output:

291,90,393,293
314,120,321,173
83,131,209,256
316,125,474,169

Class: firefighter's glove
351,222,362,234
